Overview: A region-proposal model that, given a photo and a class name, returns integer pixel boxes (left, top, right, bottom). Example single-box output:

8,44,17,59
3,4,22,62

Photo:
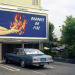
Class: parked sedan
4,48,54,68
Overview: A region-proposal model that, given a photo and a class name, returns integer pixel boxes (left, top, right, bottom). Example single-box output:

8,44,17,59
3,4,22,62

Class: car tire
39,65,44,67
20,60,26,68
5,57,8,64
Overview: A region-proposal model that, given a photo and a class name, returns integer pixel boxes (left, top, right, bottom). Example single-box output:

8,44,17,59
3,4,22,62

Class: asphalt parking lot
0,61,75,75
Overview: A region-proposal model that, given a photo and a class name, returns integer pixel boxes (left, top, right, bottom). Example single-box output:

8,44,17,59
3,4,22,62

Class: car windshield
24,49,44,54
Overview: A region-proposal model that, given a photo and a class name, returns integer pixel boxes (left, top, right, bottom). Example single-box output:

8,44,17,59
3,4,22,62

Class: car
52,47,60,50
4,48,54,68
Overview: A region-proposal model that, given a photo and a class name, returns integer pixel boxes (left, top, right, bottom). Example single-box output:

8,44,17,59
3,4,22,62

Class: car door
14,49,25,63
9,49,19,62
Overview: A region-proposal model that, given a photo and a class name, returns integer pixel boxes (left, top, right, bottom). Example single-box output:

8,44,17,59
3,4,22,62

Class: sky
41,0,75,38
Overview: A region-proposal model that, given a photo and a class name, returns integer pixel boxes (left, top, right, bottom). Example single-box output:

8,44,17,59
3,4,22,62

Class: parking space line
33,71,46,75
0,64,20,70
0,64,20,71
46,65,54,69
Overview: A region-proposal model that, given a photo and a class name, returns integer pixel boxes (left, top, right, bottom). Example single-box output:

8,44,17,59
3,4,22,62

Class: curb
0,61,2,64
54,57,75,64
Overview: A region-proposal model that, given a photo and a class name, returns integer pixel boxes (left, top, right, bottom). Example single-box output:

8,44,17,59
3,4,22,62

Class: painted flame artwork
9,14,28,35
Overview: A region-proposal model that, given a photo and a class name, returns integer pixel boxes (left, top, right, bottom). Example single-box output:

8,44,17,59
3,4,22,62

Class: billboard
0,9,47,39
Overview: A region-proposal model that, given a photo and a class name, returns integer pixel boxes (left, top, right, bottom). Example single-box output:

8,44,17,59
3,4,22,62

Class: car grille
40,58,46,61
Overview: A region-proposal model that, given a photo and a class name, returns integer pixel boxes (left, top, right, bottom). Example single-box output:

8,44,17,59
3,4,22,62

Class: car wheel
39,65,44,67
5,57,8,64
20,60,26,68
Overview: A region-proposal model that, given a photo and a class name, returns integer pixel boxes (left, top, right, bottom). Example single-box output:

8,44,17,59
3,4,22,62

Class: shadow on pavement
1,62,51,71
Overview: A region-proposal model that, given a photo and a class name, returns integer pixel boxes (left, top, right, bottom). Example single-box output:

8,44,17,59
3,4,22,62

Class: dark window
32,0,38,5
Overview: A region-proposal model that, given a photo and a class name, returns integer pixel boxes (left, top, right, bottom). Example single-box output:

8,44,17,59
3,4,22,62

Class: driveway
0,61,75,75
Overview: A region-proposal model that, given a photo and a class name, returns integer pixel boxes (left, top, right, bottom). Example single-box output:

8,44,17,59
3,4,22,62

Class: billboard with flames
0,10,47,39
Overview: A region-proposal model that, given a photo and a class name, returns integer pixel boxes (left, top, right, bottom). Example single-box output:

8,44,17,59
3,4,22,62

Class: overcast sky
41,0,75,38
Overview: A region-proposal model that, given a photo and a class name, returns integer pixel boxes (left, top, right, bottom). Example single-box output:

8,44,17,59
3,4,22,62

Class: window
32,0,38,5
24,49,44,54
18,49,24,55
14,49,19,54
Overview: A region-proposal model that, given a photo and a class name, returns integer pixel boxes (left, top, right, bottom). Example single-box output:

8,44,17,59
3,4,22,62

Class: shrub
61,49,69,58
41,49,57,58
68,44,75,58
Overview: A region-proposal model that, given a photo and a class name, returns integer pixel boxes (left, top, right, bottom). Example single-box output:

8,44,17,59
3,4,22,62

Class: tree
44,22,54,48
61,15,75,45
49,22,54,43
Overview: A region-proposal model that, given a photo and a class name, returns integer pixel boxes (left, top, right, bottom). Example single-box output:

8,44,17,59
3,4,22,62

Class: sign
0,10,47,39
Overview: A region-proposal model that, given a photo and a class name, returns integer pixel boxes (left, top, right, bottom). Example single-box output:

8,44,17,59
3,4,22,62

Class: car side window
18,49,24,55
14,49,19,54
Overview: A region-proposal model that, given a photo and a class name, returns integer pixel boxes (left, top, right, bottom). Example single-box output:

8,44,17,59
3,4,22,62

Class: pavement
0,61,75,75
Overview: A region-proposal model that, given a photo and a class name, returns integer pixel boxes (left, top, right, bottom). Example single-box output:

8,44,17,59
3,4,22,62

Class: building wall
0,0,41,8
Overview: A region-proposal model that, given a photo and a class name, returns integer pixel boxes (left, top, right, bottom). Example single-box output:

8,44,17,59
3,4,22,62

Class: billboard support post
39,41,43,50
22,43,24,48
0,43,2,60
